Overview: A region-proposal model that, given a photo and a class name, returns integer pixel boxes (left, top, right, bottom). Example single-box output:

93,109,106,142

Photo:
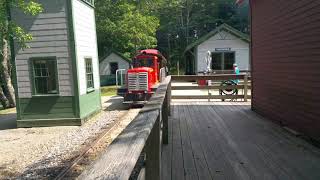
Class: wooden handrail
198,70,251,74
171,74,246,81
171,74,251,101
171,95,252,99
172,85,252,90
79,76,172,180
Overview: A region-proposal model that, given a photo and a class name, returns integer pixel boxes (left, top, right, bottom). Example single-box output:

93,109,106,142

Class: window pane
85,58,94,89
35,78,46,94
41,68,47,77
34,68,40,77
47,60,57,93
33,59,58,94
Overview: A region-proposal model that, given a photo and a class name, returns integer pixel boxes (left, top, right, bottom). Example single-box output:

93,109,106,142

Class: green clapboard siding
100,75,116,86
19,96,76,120
17,118,82,128
79,90,101,119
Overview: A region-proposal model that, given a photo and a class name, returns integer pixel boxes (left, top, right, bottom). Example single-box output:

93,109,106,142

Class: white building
185,24,250,74
99,51,131,86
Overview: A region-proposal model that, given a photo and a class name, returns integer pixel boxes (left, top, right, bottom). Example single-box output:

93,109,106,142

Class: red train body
117,49,167,104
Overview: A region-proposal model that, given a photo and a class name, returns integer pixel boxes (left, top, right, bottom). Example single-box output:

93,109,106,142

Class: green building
11,0,101,127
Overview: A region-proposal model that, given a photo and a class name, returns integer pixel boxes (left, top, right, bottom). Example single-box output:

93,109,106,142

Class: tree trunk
0,85,10,108
1,37,16,107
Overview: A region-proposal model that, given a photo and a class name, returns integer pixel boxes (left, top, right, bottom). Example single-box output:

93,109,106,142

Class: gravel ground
0,96,132,179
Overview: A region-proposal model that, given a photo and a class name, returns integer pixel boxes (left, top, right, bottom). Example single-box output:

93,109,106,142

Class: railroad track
54,108,139,180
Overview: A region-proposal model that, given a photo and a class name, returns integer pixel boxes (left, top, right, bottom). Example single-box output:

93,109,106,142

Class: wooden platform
162,101,320,180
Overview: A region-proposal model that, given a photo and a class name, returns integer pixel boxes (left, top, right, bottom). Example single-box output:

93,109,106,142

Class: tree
95,0,159,58
0,0,42,108
156,0,249,74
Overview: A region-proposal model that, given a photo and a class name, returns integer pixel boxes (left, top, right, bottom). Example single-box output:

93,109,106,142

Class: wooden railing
78,74,250,180
198,70,250,74
78,76,171,180
171,74,251,101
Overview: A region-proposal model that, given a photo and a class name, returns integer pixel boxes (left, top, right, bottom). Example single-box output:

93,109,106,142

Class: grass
101,86,118,97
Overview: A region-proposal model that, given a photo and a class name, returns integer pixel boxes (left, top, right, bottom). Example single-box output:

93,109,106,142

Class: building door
110,62,119,75
212,53,223,70
224,52,235,70
211,52,235,70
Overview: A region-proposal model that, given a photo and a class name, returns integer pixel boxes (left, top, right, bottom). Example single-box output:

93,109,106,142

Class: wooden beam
244,74,248,102
78,110,159,180
172,95,252,100
171,74,247,81
162,94,169,144
172,85,252,90
172,95,245,99
146,116,161,180
168,80,172,116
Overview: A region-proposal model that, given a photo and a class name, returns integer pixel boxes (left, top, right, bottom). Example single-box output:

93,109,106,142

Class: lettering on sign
215,48,231,51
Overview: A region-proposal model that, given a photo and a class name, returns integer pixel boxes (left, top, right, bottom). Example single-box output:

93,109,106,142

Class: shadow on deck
162,101,320,180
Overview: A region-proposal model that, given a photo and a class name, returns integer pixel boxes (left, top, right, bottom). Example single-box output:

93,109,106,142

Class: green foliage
0,0,42,109
15,0,43,15
0,0,43,48
95,0,249,72
11,23,33,48
95,0,159,58
156,0,249,74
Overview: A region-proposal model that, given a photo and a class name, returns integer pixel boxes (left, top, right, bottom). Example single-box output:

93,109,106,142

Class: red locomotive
117,49,167,104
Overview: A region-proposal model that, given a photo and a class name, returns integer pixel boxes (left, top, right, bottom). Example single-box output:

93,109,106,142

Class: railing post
168,78,171,116
146,114,161,180
162,94,168,144
244,74,248,102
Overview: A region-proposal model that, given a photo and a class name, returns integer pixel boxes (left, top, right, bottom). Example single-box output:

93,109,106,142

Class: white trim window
85,58,94,90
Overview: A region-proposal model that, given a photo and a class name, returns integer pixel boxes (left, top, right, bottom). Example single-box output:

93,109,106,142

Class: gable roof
184,23,250,53
100,50,131,64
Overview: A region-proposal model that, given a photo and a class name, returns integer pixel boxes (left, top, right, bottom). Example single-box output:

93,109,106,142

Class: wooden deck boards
162,101,320,180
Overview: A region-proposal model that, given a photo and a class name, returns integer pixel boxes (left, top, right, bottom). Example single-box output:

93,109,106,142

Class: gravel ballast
0,96,135,179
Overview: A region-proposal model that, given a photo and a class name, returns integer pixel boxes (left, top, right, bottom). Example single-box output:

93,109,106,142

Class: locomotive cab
117,49,167,104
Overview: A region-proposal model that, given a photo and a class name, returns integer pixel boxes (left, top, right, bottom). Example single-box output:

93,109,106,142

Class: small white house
185,24,250,74
99,51,131,86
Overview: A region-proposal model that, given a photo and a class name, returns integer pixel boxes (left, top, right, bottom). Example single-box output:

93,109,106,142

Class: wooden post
146,115,161,180
244,74,248,102
168,79,171,116
162,94,168,144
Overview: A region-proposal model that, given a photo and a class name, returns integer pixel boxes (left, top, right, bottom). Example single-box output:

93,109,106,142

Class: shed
184,24,250,74
99,51,131,86
11,0,101,127
247,0,320,142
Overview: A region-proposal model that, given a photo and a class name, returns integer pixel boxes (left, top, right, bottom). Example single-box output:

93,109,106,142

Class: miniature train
117,49,167,104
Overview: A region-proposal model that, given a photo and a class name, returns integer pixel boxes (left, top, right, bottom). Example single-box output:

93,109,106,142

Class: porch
162,101,320,180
